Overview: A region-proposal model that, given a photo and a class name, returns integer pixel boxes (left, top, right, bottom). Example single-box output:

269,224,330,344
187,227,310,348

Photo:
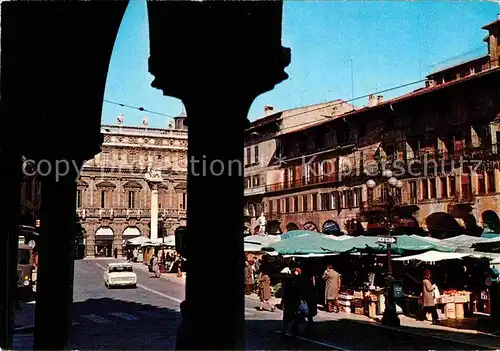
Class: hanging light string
103,99,176,118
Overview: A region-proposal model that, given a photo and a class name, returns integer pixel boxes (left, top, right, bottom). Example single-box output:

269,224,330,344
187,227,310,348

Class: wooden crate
441,295,455,303
456,303,465,319
455,295,467,303
353,291,363,299
445,303,456,319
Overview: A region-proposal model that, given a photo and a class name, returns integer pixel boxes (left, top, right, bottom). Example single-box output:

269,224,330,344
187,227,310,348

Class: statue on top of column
146,165,163,183
256,212,267,235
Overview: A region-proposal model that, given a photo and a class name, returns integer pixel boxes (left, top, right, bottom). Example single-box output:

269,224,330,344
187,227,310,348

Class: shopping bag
433,285,440,299
298,300,309,316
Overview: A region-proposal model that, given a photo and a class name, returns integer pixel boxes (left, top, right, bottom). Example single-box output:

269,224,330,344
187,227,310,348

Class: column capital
148,1,290,105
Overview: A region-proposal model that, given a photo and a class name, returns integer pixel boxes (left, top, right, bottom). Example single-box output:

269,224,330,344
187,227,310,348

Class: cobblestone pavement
12,259,500,350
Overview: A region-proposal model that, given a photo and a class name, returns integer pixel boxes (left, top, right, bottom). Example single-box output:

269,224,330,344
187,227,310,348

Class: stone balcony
76,207,186,220
159,208,187,219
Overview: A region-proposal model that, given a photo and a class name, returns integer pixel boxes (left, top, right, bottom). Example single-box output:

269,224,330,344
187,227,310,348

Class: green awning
265,233,354,255
264,233,456,256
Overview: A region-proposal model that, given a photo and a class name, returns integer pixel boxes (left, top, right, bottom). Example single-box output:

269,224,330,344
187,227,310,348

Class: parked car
104,263,137,288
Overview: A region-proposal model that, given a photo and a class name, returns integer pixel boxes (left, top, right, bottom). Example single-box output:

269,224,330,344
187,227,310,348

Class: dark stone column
34,160,82,350
0,151,22,349
184,96,251,349
147,2,290,349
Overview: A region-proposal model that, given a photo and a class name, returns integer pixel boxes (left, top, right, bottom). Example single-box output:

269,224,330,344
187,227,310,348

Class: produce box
368,302,377,318
353,291,363,299
441,295,455,303
454,295,467,303
445,302,456,319
354,307,364,315
339,300,351,307
339,293,354,300
455,303,465,319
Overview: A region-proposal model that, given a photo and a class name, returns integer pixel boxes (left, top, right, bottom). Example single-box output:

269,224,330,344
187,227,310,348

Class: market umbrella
342,235,455,255
263,232,354,256
280,230,320,241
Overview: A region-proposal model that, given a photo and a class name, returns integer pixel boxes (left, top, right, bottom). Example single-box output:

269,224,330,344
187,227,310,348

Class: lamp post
366,169,403,327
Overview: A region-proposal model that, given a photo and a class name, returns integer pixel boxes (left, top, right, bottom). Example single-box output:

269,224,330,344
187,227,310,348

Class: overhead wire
103,99,176,118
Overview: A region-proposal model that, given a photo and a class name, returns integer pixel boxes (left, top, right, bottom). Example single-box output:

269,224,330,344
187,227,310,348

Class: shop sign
377,236,396,244
393,280,403,298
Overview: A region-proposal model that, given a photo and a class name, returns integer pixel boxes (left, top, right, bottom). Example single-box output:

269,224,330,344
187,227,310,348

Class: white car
104,263,137,288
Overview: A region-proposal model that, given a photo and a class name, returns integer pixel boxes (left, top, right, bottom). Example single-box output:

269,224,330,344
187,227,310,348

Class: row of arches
95,225,142,238
279,210,500,238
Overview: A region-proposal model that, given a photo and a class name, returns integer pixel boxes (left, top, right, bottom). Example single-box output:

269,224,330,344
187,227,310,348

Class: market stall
393,250,496,320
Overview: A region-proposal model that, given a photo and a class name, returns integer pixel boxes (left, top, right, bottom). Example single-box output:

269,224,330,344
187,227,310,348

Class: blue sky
101,0,500,128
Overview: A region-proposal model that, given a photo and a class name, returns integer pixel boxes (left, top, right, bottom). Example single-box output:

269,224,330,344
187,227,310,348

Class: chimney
377,95,384,104
264,105,274,116
368,94,377,107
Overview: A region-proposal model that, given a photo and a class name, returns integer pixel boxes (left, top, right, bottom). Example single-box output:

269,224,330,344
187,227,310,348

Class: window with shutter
331,192,338,210
312,193,318,211
302,195,308,212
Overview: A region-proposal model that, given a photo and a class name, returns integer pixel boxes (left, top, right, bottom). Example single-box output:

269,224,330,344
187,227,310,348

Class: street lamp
366,171,403,327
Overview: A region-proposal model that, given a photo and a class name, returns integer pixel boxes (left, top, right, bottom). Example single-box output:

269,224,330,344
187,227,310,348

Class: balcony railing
78,208,155,219
159,208,187,219
265,174,338,193
244,185,266,196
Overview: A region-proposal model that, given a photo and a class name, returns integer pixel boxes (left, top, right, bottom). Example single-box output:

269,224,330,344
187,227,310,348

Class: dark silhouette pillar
0,151,22,349
34,161,82,349
0,2,127,349
148,2,290,349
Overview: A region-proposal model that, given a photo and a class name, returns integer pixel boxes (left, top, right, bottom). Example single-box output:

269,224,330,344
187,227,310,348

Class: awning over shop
393,250,473,262
95,227,113,241
141,236,176,247
123,226,141,238
244,234,281,253
394,250,500,262
441,234,500,248
472,236,500,252
126,236,148,246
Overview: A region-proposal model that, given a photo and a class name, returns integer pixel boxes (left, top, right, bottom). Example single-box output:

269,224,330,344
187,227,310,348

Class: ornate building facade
78,115,188,257
245,18,500,239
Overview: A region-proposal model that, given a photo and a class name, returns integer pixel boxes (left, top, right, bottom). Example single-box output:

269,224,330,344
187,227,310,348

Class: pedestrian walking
323,264,341,313
420,269,439,323
281,267,300,336
297,267,317,334
258,267,275,312
113,247,118,259
245,261,254,295
133,248,138,263
150,254,160,278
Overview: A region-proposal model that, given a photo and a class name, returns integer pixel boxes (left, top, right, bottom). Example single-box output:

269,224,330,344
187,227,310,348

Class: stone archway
285,222,299,232
425,212,463,239
95,226,114,257
483,210,500,232
302,221,319,232
123,226,141,240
